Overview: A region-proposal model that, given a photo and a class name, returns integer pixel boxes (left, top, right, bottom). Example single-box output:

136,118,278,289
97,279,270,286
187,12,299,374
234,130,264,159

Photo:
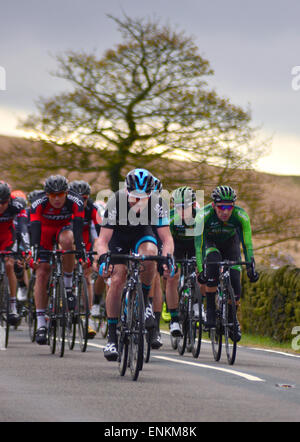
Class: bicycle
0,251,22,348
102,252,173,381
67,251,97,352
203,259,252,365
175,257,203,358
39,247,77,358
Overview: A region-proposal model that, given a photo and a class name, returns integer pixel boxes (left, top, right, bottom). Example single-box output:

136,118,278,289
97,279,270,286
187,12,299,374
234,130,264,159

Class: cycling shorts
174,238,195,260
38,224,72,263
108,226,158,265
0,227,16,251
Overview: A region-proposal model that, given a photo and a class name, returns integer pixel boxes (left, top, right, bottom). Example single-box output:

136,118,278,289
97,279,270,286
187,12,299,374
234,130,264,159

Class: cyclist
0,182,30,324
195,185,259,341
30,175,85,345
11,190,30,303
93,168,175,361
69,180,102,339
146,176,165,349
167,187,203,335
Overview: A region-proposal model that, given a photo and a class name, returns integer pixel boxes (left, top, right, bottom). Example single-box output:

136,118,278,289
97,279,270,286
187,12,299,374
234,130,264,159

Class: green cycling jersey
169,207,202,241
194,203,254,273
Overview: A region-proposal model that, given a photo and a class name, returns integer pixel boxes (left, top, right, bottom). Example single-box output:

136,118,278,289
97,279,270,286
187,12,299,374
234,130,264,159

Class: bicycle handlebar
99,252,175,276
204,260,251,267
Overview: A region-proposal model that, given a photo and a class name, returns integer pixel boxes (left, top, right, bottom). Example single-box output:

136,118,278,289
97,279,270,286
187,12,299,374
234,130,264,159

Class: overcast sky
1,0,300,175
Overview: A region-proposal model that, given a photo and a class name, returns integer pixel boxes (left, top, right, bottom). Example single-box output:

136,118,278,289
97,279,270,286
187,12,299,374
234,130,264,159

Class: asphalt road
1,324,300,423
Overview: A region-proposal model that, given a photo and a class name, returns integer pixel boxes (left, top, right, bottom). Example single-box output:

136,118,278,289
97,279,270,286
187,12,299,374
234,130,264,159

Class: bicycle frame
176,257,202,358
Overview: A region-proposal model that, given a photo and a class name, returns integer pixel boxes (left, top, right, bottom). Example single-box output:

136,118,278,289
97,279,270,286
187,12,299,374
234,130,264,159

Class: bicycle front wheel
191,284,203,358
0,275,10,348
55,277,67,358
77,276,89,353
118,291,129,376
27,273,37,343
144,330,151,363
128,283,144,381
177,290,188,356
47,280,56,354
224,285,238,365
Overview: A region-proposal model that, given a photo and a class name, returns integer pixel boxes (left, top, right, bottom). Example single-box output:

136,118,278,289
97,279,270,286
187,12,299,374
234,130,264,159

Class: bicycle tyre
191,284,203,358
77,276,89,353
128,282,144,381
27,273,37,343
177,289,188,356
144,330,151,363
48,279,56,354
55,277,66,358
224,284,237,365
118,291,129,376
66,309,76,350
0,275,10,348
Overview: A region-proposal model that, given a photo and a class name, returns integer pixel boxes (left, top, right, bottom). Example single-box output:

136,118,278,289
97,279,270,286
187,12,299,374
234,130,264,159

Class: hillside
1,134,299,266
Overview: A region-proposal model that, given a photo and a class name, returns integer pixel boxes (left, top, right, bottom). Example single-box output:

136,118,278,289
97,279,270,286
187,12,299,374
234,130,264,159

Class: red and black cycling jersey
83,199,101,236
30,191,84,249
73,198,101,250
0,196,30,251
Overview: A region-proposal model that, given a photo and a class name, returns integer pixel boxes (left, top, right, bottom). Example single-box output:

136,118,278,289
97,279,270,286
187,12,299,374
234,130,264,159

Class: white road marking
85,340,265,382
153,355,265,382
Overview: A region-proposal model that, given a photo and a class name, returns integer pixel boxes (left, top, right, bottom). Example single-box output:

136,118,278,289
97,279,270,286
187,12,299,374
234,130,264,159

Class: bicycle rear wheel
191,284,203,358
224,285,237,365
77,276,89,352
128,283,144,381
0,275,10,348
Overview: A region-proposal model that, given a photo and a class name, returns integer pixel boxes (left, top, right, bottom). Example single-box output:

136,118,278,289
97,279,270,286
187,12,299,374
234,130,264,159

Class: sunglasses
0,200,9,205
216,204,234,211
48,192,67,198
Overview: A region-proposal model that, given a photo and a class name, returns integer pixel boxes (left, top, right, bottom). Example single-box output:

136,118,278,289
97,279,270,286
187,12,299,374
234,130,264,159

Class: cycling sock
9,297,17,314
93,294,102,305
154,311,161,330
107,318,118,342
169,309,179,323
63,272,73,290
206,292,217,312
36,309,46,328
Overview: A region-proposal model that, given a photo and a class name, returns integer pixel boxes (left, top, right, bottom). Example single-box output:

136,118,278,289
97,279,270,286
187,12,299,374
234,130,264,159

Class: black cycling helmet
125,169,155,195
0,181,11,202
27,189,44,204
44,175,68,194
211,185,237,203
69,180,91,196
